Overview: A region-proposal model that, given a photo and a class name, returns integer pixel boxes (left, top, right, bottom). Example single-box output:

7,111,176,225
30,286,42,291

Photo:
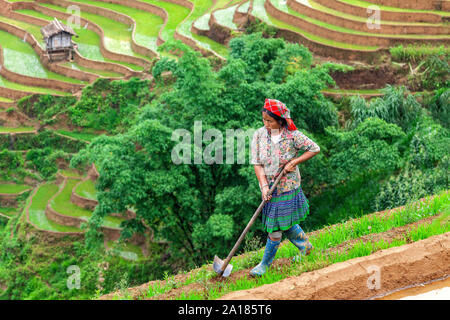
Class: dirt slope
219,232,450,300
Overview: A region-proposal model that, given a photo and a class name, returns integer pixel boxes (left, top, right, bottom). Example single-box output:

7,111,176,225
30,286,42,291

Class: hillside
0,0,448,301
99,191,449,300
0,0,449,104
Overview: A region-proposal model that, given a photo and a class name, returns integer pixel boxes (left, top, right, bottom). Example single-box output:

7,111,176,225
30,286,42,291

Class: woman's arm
284,130,321,173
254,165,272,201
284,150,319,173
254,165,269,188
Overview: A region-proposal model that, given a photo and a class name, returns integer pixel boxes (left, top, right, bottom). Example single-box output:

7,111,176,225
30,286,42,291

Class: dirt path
219,232,449,300
99,213,445,300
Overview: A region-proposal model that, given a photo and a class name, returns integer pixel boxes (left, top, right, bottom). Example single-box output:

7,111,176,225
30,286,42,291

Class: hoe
213,165,286,277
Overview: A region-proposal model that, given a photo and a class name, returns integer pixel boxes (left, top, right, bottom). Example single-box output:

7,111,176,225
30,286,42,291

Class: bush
349,85,423,132
408,115,450,169
0,150,23,170
373,159,448,211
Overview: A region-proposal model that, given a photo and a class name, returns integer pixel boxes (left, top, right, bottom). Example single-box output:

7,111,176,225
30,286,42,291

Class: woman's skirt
261,184,310,233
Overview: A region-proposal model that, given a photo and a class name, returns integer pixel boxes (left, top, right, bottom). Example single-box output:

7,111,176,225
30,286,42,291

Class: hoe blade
213,255,233,277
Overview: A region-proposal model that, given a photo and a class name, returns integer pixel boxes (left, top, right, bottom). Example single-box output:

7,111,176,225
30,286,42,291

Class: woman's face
262,112,281,131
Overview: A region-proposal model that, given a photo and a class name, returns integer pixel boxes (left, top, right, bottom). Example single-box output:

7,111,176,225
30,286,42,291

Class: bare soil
328,63,409,90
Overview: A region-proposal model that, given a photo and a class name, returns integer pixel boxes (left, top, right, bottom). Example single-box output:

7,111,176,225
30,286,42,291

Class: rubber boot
284,224,313,262
249,237,281,277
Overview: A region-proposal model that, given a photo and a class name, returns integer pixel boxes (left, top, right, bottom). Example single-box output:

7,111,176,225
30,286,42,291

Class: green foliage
390,44,449,64
17,94,77,123
71,37,341,266
408,115,450,170
12,130,87,153
192,214,234,256
152,56,178,80
0,150,23,170
407,54,450,91
373,160,448,211
349,85,423,132
243,19,277,37
26,148,70,179
423,88,449,129
325,117,405,185
68,78,154,133
315,62,355,74
266,43,312,83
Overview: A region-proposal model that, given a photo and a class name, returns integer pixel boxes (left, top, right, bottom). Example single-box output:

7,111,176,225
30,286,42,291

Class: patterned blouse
251,126,320,195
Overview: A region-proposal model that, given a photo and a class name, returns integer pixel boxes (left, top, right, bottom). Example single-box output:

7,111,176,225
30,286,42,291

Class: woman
250,98,320,277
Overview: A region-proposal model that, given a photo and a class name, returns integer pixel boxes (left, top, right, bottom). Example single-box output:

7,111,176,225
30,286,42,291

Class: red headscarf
263,99,297,131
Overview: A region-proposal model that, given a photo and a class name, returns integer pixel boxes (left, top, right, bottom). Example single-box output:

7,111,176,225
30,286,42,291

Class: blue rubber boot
249,237,281,277
284,224,313,262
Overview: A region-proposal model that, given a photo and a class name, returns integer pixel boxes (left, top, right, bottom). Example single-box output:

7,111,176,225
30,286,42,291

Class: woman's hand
262,185,272,201
283,159,297,174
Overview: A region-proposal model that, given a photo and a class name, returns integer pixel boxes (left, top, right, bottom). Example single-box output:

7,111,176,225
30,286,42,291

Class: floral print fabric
251,126,320,195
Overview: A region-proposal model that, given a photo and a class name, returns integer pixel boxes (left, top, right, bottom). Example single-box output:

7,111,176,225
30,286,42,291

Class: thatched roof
41,18,77,39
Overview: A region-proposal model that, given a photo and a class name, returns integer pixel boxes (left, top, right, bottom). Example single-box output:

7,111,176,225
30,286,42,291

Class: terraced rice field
0,0,448,103
55,129,100,142
0,126,35,133
50,178,124,229
0,74,70,95
178,0,229,58
69,0,164,53
0,183,31,194
339,0,450,16
214,4,239,30
14,8,134,72
140,0,190,42
0,27,85,84
74,179,97,200
28,183,83,232
253,0,380,50
107,240,144,261
276,0,448,40
38,2,148,69
0,206,20,218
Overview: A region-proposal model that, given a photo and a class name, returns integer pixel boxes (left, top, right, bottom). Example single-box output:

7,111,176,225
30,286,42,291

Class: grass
69,0,164,53
0,206,20,217
0,183,31,194
142,189,449,300
322,88,384,94
50,179,124,228
59,62,123,78
107,240,144,261
0,126,35,133
0,28,85,84
75,179,97,200
139,0,191,42
58,169,85,179
0,74,70,95
0,96,14,102
56,129,100,142
252,0,379,51
28,183,83,232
